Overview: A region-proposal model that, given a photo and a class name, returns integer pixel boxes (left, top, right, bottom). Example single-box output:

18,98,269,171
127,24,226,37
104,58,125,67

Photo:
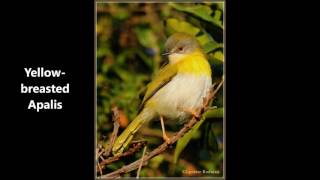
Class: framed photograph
96,1,225,178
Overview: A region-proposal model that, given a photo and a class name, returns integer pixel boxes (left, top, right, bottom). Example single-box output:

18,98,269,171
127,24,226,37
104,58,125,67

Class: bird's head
163,33,201,64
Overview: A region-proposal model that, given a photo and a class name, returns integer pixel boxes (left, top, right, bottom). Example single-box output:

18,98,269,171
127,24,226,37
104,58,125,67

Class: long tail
112,109,153,155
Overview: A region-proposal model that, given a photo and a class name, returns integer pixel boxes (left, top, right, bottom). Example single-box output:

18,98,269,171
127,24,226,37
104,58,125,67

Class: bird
112,32,212,155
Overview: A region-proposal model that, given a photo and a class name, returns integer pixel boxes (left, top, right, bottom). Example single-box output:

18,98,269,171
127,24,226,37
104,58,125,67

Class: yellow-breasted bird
112,32,212,155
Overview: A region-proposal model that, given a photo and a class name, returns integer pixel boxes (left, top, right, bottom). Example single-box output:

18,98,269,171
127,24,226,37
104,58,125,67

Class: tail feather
112,109,153,155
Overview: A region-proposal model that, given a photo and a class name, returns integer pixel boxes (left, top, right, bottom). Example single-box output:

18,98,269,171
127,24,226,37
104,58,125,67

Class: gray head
164,33,201,55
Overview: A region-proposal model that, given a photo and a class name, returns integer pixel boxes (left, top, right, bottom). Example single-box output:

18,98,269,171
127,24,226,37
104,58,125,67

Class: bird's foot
163,134,171,144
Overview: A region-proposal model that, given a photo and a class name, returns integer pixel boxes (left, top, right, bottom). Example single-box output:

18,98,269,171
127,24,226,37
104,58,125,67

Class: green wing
138,64,177,112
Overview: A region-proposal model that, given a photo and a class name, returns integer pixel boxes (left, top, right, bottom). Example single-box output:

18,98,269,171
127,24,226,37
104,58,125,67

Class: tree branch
104,106,120,157
136,146,147,178
99,141,147,166
100,79,224,179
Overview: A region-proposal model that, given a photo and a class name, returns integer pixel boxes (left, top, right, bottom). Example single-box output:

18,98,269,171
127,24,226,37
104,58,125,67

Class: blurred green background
96,2,224,177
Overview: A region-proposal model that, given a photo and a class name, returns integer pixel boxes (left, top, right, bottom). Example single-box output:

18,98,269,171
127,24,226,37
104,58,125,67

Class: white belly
151,73,212,121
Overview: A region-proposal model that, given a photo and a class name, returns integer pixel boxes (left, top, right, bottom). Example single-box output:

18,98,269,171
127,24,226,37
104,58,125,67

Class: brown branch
136,146,147,178
104,106,121,157
96,148,103,177
99,141,147,166
100,79,224,179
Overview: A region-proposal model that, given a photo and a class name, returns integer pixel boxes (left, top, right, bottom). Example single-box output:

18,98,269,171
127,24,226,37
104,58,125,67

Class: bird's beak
162,51,172,56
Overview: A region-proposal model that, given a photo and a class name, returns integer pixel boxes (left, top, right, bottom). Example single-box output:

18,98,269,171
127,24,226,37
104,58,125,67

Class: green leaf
213,10,222,22
109,4,129,20
116,52,127,65
205,107,224,118
150,155,164,169
173,117,206,164
166,18,200,36
217,3,224,11
196,34,211,46
213,51,224,62
134,27,157,48
199,160,216,171
169,3,223,29
196,33,223,54
96,74,106,87
203,122,219,152
203,41,223,54
113,66,132,82
96,46,109,58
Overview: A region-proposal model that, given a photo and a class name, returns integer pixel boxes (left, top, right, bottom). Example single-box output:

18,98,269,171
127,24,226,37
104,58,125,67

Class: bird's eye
178,47,183,51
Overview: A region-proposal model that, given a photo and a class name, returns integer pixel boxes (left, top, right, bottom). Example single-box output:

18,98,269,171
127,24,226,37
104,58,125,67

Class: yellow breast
169,50,212,77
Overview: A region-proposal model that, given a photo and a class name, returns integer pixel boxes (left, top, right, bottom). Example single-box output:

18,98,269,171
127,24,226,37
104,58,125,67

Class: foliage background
96,2,224,177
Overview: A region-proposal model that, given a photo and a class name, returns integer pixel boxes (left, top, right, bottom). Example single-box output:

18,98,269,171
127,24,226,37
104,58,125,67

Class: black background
0,0,314,179
2,0,94,179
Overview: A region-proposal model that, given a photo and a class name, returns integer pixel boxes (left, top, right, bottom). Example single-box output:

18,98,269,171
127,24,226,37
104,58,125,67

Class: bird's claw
163,134,171,144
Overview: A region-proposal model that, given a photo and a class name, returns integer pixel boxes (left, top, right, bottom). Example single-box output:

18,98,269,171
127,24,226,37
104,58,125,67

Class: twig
97,148,105,160
96,148,103,177
99,141,147,166
101,79,224,179
97,161,103,177
136,146,147,179
104,106,121,157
